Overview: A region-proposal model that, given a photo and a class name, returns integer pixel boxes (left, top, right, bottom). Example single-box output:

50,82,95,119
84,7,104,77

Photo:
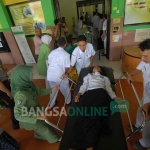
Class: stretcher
58,67,128,150
115,72,146,140
45,67,146,150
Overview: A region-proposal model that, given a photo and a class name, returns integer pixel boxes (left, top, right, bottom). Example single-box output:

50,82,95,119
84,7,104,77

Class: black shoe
13,125,20,130
0,99,9,110
126,124,142,132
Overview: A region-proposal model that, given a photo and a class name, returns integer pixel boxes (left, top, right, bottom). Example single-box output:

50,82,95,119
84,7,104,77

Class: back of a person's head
93,12,96,16
77,35,87,42
82,21,87,25
57,37,66,47
104,14,107,19
41,35,52,45
98,14,103,19
54,19,60,25
139,39,150,51
80,16,84,20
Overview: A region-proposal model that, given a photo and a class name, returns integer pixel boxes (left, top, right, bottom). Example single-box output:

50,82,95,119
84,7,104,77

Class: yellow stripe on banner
2,0,29,5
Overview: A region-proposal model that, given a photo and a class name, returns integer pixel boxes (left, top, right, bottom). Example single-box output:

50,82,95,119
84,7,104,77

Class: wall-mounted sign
113,7,117,10
113,18,120,24
135,28,150,42
9,1,46,35
113,26,120,33
124,0,150,25
11,26,36,64
112,35,120,42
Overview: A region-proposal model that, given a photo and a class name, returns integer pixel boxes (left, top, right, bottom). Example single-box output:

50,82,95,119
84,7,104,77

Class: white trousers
49,78,71,108
45,77,50,89
104,36,107,54
135,98,150,148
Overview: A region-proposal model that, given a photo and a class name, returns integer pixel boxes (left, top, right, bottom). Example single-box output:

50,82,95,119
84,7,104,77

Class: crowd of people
74,12,108,56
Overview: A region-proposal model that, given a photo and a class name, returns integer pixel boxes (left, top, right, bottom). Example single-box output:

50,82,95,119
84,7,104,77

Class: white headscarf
41,35,52,45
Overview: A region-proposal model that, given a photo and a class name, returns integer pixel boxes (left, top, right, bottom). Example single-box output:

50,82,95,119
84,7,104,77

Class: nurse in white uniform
127,39,150,149
63,35,95,77
47,37,71,108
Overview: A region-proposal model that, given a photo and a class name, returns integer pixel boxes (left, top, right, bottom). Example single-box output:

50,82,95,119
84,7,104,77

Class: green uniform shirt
79,28,91,43
37,44,50,76
14,87,52,124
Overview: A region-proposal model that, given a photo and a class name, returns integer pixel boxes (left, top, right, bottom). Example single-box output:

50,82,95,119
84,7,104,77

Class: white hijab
41,35,52,45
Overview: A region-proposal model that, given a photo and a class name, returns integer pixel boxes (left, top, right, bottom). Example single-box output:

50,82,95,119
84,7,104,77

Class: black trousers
97,30,104,50
0,80,19,129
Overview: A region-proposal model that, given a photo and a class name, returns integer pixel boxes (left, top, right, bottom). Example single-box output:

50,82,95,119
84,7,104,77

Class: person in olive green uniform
78,23,91,43
37,35,52,88
11,65,60,143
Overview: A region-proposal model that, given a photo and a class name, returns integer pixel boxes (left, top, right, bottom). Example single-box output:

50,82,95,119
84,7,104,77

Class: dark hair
77,35,87,42
82,21,87,25
35,27,41,31
93,12,96,16
57,37,66,47
103,14,107,19
54,19,60,25
98,14,103,19
97,65,106,76
139,39,150,51
80,16,84,20
90,65,106,76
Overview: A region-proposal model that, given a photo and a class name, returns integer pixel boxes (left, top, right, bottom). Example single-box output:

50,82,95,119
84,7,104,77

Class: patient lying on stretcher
75,65,121,102
69,66,121,150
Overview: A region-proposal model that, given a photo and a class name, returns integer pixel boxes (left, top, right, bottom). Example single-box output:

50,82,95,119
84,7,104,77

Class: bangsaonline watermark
21,100,129,117
21,106,109,117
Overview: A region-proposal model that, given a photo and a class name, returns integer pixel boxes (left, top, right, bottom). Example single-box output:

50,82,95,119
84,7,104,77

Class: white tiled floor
7,51,126,80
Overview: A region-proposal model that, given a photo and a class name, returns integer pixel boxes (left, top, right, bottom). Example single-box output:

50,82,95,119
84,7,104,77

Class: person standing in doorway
97,14,104,51
91,12,99,40
74,16,84,38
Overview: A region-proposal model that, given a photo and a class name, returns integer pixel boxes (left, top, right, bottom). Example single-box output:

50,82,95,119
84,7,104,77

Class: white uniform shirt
74,20,82,33
103,19,107,32
92,15,99,28
137,61,150,104
47,47,70,82
71,43,95,75
79,72,116,99
98,19,104,31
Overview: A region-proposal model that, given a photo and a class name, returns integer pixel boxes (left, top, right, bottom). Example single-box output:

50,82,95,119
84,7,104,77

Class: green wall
41,0,56,26
111,0,124,18
0,1,12,32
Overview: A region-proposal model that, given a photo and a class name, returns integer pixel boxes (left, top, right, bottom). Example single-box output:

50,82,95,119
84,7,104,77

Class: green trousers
19,120,59,143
